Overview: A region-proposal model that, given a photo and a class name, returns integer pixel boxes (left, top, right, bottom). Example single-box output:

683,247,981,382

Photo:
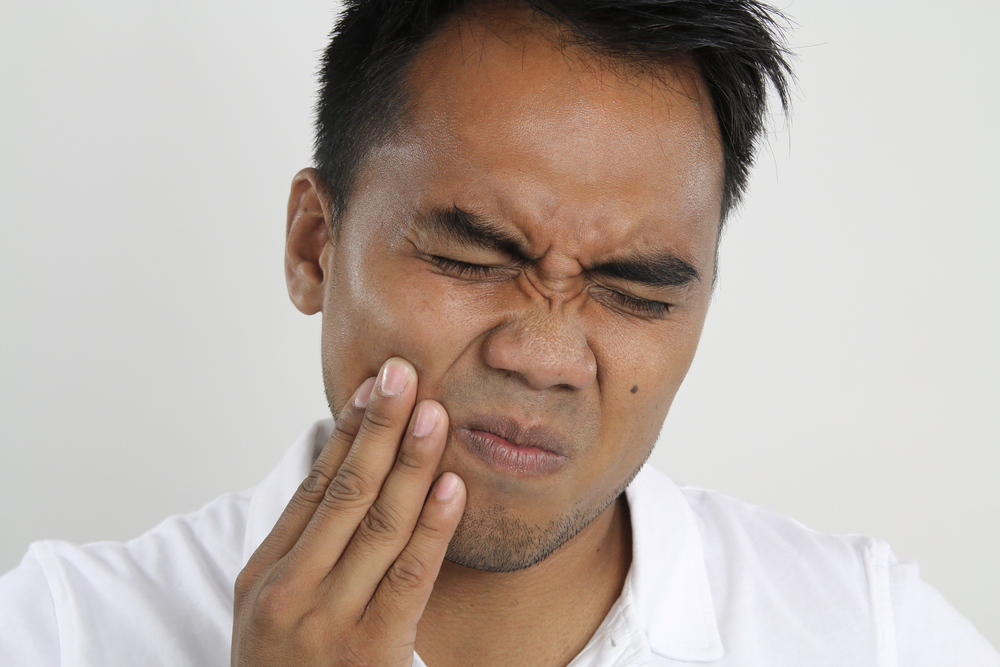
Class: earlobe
285,168,332,315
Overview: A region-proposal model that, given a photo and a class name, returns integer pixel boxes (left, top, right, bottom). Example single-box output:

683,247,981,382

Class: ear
285,168,333,315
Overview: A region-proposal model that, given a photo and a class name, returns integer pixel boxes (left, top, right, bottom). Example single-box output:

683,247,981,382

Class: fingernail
434,472,461,501
353,377,376,408
379,359,411,397
412,402,439,437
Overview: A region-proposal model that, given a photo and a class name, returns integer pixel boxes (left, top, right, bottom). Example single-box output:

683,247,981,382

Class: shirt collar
624,465,724,662
243,421,724,664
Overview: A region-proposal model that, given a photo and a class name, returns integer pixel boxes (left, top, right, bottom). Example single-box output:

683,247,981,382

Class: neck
415,494,632,667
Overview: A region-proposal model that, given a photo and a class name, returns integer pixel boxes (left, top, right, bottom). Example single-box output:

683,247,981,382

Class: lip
456,415,570,476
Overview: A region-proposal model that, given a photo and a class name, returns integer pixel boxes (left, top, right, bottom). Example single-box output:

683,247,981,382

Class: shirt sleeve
0,545,61,667
887,549,999,666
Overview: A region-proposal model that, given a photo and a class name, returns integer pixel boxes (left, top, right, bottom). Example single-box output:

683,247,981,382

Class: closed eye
429,255,508,280
431,255,671,318
593,287,671,319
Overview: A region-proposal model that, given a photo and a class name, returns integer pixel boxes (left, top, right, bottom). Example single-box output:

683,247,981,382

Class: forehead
370,8,724,256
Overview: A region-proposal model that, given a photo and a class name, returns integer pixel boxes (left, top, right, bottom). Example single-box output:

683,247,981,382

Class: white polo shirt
1,420,996,666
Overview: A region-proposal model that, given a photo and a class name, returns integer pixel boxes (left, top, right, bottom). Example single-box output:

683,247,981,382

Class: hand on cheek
231,357,465,667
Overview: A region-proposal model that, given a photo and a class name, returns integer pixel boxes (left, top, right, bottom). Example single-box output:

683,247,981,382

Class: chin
443,491,619,573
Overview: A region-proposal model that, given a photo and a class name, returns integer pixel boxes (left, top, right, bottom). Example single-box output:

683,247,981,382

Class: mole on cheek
630,385,638,394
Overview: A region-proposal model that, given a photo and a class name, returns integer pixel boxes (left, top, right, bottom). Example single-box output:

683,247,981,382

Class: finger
364,472,466,628
328,399,448,605
291,357,418,574
244,376,375,572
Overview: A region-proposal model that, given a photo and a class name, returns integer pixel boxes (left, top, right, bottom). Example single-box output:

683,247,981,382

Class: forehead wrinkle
489,181,682,282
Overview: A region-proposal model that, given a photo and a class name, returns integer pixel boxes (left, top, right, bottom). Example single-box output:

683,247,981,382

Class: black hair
314,0,792,227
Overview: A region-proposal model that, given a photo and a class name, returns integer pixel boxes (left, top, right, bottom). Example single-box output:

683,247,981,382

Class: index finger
244,376,376,571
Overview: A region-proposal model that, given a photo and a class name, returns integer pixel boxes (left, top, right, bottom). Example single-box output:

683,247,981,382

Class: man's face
303,15,723,571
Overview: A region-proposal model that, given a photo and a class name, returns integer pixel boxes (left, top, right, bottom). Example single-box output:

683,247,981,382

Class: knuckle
233,567,258,601
360,501,405,544
324,463,374,508
393,445,424,475
331,417,360,443
250,578,301,632
359,403,398,434
291,608,334,655
415,513,451,542
299,467,335,501
386,550,431,593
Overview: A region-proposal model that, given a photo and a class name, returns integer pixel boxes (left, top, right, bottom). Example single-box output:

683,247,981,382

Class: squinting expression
304,14,723,571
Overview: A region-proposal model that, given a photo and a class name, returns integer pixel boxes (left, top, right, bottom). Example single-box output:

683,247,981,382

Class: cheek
592,303,709,461
327,252,495,397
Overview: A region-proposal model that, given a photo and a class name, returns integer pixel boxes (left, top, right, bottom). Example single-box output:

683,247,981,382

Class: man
1,0,996,665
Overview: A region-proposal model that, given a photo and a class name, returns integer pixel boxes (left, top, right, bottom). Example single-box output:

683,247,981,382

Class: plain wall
1,0,997,647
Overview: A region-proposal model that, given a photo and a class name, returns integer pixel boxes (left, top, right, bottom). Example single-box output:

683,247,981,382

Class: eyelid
590,284,671,319
430,255,671,318
428,255,515,280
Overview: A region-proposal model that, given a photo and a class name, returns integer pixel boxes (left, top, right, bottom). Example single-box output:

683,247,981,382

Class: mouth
455,414,570,476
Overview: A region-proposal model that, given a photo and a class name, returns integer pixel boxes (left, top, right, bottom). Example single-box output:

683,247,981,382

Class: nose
482,313,597,391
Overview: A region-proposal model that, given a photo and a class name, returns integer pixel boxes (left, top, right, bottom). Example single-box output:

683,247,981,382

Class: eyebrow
588,253,701,288
421,205,701,288
422,206,530,260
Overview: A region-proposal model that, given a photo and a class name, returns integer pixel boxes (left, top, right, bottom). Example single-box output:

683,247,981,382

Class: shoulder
633,465,876,588
629,466,998,665
630,467,883,663
887,551,999,666
0,488,252,667
676,477,879,583
679,480,885,654
0,546,59,667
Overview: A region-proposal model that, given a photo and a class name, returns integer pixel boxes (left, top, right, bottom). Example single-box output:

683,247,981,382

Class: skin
233,8,724,667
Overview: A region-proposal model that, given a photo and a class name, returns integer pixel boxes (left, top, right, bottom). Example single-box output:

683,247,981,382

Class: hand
232,357,466,667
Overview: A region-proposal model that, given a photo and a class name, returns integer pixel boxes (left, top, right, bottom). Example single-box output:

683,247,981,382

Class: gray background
2,0,997,647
